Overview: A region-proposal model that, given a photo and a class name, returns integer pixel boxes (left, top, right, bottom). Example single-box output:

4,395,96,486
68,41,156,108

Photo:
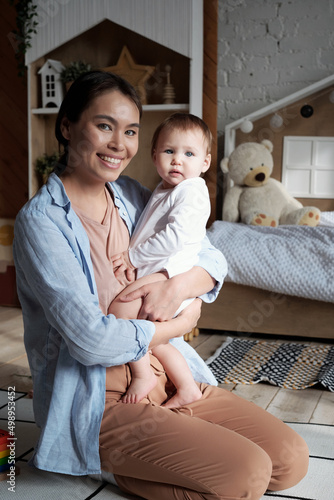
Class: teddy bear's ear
220,157,229,173
261,139,274,153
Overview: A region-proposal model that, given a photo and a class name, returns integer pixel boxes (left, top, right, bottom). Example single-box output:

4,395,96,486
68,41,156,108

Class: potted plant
35,152,60,184
60,60,92,89
9,0,39,78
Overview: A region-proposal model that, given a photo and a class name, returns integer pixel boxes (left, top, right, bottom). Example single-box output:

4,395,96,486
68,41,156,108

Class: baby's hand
112,251,136,285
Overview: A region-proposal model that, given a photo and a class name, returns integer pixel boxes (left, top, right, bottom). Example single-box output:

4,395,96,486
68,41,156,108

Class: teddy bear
221,139,321,227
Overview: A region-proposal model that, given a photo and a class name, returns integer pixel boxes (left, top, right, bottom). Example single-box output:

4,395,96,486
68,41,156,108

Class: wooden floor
1,306,334,425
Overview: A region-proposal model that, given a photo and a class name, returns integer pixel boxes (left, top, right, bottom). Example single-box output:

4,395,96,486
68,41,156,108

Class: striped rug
206,337,334,391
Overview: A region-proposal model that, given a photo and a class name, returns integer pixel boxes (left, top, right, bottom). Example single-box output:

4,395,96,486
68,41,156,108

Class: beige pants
100,356,309,500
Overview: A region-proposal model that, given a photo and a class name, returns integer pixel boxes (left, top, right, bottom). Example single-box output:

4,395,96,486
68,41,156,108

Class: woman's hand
149,298,202,350
119,275,181,321
119,266,215,322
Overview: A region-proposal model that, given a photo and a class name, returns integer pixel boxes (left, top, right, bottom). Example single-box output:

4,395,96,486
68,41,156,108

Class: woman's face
60,90,140,185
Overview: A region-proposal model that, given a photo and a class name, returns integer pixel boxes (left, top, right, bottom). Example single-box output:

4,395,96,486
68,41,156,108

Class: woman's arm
13,208,156,367
120,264,216,321
120,232,227,321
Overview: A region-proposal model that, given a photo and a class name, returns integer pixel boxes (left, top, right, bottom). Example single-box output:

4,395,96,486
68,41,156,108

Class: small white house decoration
38,59,65,109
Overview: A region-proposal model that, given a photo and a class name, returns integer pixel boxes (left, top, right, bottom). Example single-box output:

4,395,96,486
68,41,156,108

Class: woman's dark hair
54,71,142,173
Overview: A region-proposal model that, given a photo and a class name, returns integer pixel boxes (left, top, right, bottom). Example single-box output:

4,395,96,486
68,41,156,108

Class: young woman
13,71,308,500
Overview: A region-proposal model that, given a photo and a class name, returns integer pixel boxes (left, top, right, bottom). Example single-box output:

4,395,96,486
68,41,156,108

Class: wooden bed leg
184,327,200,342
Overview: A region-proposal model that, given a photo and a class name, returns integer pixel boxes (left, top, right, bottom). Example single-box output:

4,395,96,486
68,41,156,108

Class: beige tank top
73,187,130,315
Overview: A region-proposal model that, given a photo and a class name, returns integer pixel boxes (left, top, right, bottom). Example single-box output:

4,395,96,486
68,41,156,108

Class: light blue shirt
13,173,227,476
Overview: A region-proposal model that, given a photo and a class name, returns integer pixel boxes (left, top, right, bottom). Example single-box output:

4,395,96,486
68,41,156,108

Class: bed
198,79,334,340
198,212,334,339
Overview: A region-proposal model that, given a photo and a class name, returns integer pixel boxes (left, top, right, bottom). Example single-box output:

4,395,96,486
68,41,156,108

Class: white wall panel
26,0,199,64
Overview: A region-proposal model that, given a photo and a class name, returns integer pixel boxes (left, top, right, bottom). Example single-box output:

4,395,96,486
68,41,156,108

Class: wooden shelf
32,108,58,115
32,103,189,115
143,104,189,111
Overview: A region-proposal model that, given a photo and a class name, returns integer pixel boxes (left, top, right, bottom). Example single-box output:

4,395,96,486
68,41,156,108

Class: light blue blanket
207,212,334,303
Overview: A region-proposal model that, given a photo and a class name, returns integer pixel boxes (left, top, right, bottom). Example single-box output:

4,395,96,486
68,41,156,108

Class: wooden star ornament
103,46,155,104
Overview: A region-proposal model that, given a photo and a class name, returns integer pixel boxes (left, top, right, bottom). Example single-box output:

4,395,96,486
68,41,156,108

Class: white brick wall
217,0,334,136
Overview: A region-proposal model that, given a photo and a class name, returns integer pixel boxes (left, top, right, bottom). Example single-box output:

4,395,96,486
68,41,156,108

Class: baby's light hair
151,113,212,157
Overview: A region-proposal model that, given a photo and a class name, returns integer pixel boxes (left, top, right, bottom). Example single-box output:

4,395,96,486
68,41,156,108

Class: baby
109,113,212,409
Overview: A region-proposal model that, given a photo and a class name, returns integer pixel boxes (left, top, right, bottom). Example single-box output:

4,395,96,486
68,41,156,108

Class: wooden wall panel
235,85,334,211
203,0,218,224
0,0,28,218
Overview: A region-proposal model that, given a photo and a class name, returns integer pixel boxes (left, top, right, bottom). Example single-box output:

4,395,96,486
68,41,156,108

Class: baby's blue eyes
164,149,194,157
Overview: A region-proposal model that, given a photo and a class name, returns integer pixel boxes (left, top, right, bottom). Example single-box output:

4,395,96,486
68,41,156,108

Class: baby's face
152,127,211,189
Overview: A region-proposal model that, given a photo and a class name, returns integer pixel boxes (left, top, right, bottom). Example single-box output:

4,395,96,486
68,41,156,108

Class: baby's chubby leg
122,354,158,404
108,273,167,403
152,343,202,409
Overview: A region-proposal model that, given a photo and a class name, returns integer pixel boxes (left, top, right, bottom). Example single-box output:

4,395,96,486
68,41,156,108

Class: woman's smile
97,154,123,168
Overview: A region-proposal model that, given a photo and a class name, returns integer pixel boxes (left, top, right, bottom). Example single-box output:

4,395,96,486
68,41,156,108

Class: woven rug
206,337,334,391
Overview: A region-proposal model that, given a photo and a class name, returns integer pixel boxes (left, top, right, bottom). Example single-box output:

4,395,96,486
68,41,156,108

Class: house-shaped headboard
223,74,334,213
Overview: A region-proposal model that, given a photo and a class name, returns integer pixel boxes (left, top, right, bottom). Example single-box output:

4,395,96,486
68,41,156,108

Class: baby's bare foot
122,371,157,404
163,384,202,409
